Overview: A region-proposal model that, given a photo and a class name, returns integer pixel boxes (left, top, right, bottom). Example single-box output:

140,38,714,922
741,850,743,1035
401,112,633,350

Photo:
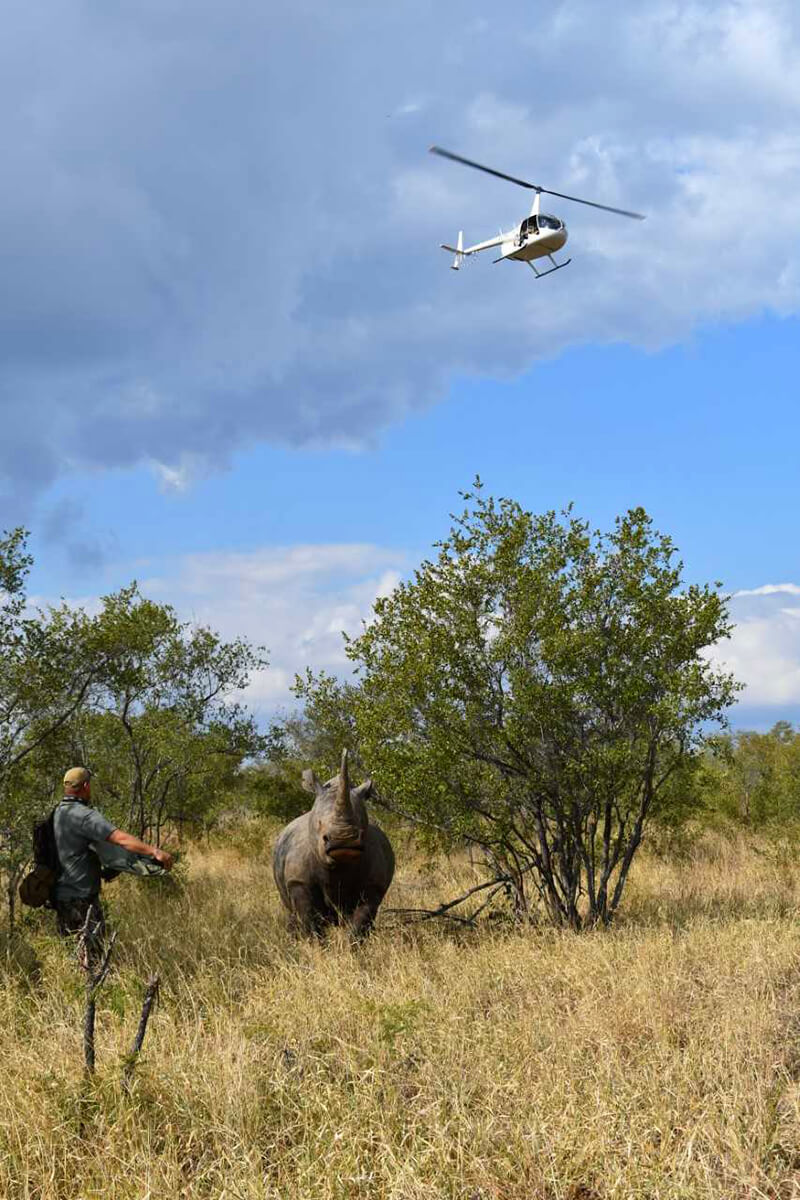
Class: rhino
272,749,395,938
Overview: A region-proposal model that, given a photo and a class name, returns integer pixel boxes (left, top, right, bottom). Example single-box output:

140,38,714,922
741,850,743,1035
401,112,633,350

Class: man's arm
107,828,174,870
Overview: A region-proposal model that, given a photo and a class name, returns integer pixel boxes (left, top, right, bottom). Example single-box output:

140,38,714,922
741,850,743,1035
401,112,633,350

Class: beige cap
63,766,91,789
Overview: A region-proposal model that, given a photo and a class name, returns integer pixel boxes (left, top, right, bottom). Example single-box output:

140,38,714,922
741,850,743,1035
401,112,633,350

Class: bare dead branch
123,974,160,1086
386,874,516,926
81,930,118,1076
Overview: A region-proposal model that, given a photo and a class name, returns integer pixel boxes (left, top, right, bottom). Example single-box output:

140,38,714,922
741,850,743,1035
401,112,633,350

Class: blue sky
3,1,800,726
27,314,800,584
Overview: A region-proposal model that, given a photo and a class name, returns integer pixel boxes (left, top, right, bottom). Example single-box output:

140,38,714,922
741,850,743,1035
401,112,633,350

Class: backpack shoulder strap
40,806,62,876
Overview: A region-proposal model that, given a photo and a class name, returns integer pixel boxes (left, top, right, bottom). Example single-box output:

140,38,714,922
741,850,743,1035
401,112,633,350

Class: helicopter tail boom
440,229,507,269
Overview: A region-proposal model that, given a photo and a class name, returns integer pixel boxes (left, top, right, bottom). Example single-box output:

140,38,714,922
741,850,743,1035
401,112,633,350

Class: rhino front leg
348,889,384,940
287,883,324,938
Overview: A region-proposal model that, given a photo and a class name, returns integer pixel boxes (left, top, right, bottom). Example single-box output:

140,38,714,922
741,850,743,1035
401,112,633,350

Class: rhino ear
354,777,374,802
301,769,322,796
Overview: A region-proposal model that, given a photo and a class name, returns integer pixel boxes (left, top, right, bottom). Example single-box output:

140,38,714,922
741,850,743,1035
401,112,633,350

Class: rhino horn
335,748,354,820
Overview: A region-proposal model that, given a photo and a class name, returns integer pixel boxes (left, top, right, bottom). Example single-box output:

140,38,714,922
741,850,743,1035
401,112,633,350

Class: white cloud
139,543,407,714
143,550,800,720
27,543,405,712
149,456,201,495
2,1,800,530
32,536,800,723
708,584,800,709
734,584,800,598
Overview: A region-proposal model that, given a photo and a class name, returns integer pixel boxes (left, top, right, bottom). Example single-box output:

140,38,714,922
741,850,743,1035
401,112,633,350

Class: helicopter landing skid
528,254,572,279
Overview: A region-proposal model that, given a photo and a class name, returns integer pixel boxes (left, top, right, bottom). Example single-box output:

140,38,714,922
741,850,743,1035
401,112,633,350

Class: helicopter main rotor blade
429,145,536,190
429,145,646,220
538,187,645,220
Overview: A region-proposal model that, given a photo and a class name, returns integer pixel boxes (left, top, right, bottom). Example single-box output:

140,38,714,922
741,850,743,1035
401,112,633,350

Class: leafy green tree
278,680,362,780
0,530,102,780
235,761,310,826
300,486,740,929
0,530,108,927
75,584,268,840
0,540,268,929
704,723,800,830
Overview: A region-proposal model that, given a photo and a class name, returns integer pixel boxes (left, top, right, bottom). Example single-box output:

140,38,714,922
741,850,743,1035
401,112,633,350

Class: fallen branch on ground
386,876,511,927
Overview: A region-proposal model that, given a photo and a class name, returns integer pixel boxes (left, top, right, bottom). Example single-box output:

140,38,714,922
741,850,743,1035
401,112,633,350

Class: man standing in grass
54,767,174,954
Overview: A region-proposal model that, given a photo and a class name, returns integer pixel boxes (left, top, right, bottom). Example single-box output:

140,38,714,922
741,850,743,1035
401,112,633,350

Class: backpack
19,808,60,909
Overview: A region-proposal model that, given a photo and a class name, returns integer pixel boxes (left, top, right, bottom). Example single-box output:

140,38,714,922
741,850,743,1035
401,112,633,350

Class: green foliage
236,760,309,825
284,675,363,780
257,688,370,824
0,530,110,928
0,535,269,927
299,484,740,928
368,998,431,1048
72,583,269,839
702,723,800,834
0,530,104,782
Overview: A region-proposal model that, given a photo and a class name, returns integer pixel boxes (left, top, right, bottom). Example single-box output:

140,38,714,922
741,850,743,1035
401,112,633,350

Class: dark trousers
55,895,106,968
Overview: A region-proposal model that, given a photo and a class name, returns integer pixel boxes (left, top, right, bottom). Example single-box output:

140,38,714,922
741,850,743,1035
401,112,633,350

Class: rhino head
302,749,372,867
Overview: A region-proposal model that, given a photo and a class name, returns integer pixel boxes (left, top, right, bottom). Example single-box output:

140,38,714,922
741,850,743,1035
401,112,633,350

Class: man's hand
152,847,174,871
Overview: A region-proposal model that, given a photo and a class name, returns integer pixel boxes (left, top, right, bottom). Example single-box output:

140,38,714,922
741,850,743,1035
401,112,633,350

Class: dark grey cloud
37,498,112,568
40,498,85,545
2,0,800,529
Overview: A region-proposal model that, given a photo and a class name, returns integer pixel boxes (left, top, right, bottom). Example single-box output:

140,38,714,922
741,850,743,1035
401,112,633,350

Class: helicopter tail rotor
440,230,465,270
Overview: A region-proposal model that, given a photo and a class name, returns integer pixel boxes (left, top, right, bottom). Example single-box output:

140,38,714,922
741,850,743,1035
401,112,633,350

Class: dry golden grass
3,826,800,1199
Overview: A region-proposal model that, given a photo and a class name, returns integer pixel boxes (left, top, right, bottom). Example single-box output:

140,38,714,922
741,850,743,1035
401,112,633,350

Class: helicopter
429,145,646,278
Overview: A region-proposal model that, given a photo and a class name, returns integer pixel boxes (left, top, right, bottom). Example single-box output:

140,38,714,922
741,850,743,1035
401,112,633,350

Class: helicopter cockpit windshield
519,213,563,243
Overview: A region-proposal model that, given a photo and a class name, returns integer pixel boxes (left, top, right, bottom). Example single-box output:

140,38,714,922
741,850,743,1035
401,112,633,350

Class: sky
2,0,800,728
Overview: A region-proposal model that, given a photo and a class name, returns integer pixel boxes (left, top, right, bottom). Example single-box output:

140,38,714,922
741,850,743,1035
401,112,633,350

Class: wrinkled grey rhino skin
272,749,395,938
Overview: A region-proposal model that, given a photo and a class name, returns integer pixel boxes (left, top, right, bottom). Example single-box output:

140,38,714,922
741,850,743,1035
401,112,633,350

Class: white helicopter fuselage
501,219,568,263
443,208,570,273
